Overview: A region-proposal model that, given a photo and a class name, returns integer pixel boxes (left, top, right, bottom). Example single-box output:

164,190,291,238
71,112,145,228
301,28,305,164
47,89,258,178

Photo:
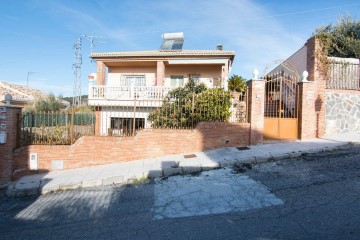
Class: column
156,61,165,86
247,69,265,145
0,106,22,187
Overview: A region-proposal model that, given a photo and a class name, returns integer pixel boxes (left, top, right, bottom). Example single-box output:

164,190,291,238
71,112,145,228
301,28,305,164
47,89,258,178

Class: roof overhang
167,59,229,65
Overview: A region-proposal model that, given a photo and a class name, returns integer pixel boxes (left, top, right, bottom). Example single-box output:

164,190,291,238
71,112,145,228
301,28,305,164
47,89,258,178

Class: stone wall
325,89,360,135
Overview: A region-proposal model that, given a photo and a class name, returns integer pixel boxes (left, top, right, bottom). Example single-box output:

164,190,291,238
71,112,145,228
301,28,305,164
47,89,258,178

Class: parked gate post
247,69,265,145
0,105,22,187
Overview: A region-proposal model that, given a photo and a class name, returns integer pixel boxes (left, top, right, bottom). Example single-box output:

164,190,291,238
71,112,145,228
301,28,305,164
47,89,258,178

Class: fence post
133,99,136,137
70,108,74,144
191,93,195,129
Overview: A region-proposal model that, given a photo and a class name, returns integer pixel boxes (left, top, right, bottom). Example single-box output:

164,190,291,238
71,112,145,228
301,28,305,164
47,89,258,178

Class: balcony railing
89,85,174,100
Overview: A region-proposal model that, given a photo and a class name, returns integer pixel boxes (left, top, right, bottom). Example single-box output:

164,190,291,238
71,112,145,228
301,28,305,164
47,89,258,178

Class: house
88,33,235,135
0,81,49,107
0,81,69,107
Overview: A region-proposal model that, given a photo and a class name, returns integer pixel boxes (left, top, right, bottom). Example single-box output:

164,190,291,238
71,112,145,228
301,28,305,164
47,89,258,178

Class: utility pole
73,37,82,106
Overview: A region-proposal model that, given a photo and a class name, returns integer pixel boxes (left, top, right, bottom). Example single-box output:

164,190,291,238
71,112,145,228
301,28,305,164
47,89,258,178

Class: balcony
88,85,174,106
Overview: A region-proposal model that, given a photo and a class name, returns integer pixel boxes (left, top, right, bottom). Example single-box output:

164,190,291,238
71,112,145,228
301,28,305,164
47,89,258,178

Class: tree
228,74,247,93
24,94,66,113
314,15,360,58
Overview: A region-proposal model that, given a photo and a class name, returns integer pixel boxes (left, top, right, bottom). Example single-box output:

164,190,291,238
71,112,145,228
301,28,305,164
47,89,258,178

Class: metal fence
96,91,247,137
20,91,248,145
20,111,95,145
327,61,360,90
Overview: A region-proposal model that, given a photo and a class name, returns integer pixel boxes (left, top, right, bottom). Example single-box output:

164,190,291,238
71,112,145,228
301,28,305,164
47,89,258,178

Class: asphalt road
1,146,360,240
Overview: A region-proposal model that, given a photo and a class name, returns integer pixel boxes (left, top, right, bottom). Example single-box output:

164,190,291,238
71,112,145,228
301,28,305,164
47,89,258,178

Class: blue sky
0,0,359,97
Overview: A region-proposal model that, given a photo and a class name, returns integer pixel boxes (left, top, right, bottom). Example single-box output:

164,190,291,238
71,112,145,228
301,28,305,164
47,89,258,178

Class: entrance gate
264,71,299,140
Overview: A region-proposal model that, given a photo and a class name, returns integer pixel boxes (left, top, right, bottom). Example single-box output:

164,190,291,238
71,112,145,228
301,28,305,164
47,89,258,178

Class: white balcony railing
89,85,174,100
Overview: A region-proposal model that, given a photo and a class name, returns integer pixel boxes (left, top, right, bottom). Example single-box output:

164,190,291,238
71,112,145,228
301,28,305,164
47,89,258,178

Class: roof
0,81,48,102
90,50,235,61
0,81,69,106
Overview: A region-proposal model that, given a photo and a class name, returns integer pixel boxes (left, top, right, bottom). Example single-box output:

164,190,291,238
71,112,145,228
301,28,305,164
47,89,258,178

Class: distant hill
62,95,88,105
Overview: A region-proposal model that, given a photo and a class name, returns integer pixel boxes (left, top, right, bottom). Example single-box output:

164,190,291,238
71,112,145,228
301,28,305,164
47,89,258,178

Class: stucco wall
108,66,156,86
325,90,360,135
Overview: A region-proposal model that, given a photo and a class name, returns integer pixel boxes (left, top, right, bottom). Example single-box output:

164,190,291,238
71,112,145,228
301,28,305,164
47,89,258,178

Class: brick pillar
247,78,265,145
0,106,21,187
96,61,106,86
306,37,326,137
95,107,102,136
298,82,317,139
156,61,165,86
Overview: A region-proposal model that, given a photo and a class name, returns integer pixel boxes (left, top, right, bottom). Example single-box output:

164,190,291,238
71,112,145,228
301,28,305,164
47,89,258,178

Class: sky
0,0,359,97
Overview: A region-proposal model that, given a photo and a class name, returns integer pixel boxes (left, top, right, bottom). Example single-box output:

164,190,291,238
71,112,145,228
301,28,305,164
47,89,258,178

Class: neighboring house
0,81,69,107
88,33,235,135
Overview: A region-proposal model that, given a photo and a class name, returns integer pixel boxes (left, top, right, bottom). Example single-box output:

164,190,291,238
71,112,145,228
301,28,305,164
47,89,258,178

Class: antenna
26,71,39,88
82,34,105,54
73,37,82,106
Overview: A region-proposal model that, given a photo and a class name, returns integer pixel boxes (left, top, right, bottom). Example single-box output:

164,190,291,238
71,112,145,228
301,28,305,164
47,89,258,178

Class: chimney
216,44,223,50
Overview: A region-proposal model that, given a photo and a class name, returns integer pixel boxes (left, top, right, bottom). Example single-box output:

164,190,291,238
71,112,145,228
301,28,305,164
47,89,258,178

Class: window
170,75,184,87
189,74,200,84
121,75,146,86
110,117,145,136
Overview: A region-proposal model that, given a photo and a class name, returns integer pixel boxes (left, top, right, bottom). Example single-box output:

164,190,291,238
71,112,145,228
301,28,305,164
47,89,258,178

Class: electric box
29,153,38,170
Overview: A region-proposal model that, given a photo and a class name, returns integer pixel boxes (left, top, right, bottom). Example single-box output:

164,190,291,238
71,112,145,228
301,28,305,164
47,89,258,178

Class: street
1,146,360,240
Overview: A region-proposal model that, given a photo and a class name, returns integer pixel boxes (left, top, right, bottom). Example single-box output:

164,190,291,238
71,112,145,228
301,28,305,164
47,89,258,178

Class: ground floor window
170,75,184,87
110,117,145,136
189,74,200,84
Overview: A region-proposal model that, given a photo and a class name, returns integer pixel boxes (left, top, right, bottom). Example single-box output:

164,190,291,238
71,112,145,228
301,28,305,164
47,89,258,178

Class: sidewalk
6,132,360,197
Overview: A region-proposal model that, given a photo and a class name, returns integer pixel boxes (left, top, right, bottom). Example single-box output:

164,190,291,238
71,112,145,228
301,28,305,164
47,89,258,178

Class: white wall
268,45,307,77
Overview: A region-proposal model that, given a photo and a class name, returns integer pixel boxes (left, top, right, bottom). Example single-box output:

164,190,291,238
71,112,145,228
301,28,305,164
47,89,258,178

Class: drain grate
184,154,197,158
236,146,250,151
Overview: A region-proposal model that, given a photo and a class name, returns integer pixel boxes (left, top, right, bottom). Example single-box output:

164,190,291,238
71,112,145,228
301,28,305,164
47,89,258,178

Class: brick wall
13,122,250,175
298,37,327,139
0,107,21,187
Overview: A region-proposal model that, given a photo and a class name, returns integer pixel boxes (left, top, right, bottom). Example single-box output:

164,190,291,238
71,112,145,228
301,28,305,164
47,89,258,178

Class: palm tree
228,74,247,93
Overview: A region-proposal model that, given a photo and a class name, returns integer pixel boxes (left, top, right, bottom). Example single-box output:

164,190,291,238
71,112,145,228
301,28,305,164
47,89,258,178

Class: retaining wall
325,89,360,135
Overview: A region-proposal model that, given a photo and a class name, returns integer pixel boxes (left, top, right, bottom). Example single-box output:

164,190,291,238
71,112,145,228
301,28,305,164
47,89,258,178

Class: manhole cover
236,146,250,151
184,154,197,158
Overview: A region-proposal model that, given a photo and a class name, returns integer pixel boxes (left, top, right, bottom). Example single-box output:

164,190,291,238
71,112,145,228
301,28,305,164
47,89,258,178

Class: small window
110,117,145,136
170,75,184,87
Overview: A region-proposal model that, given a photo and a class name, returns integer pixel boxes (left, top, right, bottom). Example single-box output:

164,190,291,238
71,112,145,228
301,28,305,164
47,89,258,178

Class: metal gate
264,71,299,140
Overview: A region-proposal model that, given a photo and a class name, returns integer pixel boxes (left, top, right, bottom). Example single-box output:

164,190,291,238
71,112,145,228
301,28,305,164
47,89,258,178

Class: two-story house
88,33,235,136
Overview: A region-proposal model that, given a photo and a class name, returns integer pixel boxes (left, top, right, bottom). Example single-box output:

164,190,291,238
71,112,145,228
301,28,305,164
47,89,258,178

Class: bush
148,79,232,128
